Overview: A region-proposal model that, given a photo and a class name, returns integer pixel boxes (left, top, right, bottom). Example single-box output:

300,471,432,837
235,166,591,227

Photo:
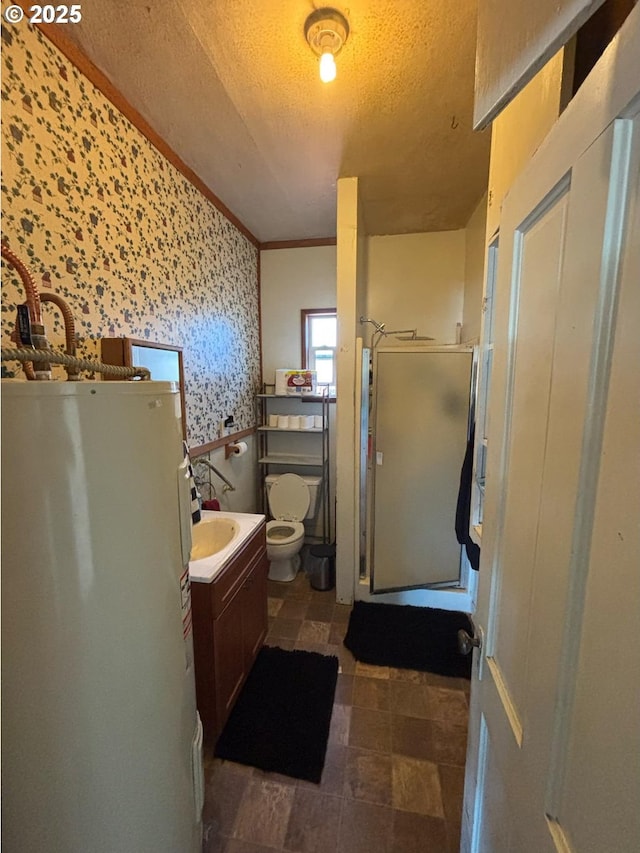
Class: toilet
265,473,321,582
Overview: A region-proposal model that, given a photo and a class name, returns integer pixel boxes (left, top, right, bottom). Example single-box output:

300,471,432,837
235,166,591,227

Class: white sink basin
190,516,238,560
188,511,265,583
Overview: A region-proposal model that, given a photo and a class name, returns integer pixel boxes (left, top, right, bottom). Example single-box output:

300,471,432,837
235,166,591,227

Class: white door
463,8,640,853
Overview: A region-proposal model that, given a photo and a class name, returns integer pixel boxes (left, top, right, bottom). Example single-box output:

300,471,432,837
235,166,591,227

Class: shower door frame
367,344,476,596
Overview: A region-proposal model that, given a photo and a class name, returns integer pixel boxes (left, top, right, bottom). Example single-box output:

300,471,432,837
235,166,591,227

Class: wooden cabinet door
213,594,245,733
242,554,268,671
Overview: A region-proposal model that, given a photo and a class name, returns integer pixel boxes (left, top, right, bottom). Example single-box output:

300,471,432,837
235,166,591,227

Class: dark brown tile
343,747,393,806
283,787,342,852
430,720,468,767
349,707,392,752
328,621,348,645
390,809,448,853
446,820,462,853
202,822,225,852
282,576,313,601
310,587,337,603
388,680,430,718
264,637,295,651
391,715,433,760
424,671,470,692
333,603,352,622
426,686,469,725
202,760,249,836
267,617,302,641
232,778,295,848
298,742,348,796
353,676,390,711
337,800,394,853
306,601,335,623
267,580,288,599
438,763,465,824
327,643,357,676
224,840,276,853
278,599,309,620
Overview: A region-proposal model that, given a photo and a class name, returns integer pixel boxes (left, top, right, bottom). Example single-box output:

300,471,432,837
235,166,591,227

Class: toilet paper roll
277,415,289,429
268,414,279,427
314,415,323,429
289,415,301,429
228,440,248,457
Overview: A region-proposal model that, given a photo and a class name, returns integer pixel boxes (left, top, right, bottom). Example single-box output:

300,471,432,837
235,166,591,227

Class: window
301,308,337,396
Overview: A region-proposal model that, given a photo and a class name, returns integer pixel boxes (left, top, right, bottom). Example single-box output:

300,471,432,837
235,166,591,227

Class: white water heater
1,380,203,853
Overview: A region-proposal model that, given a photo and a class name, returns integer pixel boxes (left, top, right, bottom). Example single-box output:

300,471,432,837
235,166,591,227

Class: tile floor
202,572,469,852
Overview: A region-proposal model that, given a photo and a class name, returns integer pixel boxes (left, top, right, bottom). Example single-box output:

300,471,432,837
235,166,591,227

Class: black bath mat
343,601,473,679
214,646,339,783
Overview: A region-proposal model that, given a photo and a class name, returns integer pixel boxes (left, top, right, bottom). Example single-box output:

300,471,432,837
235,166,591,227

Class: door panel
492,186,570,720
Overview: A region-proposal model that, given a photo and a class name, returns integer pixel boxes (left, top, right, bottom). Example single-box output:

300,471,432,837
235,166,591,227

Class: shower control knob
458,628,481,656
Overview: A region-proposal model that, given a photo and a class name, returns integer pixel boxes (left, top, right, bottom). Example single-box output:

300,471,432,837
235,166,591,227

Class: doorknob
458,628,481,655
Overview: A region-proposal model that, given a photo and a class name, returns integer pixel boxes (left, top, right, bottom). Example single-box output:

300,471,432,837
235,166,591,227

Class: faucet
193,456,236,492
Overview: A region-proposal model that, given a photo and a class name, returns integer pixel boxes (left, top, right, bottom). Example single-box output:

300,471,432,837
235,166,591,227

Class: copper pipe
1,243,41,323
40,292,77,353
39,292,79,380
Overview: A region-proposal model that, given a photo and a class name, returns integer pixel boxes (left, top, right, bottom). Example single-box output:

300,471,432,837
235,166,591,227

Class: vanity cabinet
191,521,268,742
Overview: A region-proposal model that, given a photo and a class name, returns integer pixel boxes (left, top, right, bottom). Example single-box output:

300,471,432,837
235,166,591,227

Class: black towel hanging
455,423,481,571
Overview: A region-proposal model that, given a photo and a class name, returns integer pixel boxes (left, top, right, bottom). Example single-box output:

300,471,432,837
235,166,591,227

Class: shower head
359,316,385,333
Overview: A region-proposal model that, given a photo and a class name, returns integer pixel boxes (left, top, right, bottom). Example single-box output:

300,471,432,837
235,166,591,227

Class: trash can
308,543,336,591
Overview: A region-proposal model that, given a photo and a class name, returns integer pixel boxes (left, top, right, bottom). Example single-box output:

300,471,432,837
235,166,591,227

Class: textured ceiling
58,0,491,242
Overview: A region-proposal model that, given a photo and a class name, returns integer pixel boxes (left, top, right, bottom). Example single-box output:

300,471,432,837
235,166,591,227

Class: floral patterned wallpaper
1,23,261,448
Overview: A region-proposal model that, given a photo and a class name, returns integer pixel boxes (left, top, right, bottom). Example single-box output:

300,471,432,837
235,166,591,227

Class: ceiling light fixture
304,7,349,83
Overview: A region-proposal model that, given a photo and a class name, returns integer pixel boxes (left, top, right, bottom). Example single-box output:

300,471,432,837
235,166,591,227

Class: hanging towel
183,441,201,525
455,424,481,571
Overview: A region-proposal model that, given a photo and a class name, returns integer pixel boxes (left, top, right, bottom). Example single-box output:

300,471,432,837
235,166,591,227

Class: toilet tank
265,474,322,519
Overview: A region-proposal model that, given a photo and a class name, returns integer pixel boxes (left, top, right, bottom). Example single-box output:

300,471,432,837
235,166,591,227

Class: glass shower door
370,347,473,593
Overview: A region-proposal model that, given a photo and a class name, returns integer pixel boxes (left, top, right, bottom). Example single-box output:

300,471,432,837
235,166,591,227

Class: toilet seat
266,519,305,545
267,473,310,522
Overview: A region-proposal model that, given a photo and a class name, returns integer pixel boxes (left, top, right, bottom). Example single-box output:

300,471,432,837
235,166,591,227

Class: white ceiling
60,0,492,243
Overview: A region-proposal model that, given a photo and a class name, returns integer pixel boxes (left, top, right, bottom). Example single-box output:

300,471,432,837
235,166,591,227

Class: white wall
462,194,488,343
259,245,336,383
364,231,466,346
